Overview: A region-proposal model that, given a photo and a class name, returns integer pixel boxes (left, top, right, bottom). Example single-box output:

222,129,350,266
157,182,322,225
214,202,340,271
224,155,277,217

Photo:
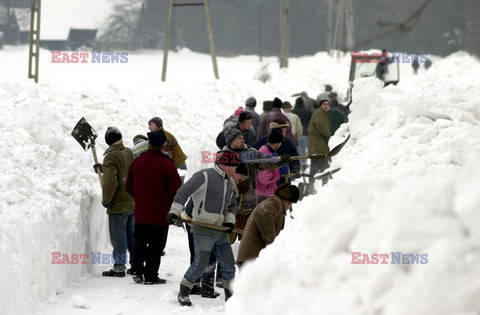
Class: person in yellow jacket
132,117,187,170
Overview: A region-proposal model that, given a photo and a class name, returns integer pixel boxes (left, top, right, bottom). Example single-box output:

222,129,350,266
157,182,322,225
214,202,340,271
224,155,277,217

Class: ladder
28,0,41,83
162,0,219,81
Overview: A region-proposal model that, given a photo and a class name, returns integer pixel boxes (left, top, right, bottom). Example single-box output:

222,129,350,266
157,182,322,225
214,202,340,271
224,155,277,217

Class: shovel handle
91,146,103,186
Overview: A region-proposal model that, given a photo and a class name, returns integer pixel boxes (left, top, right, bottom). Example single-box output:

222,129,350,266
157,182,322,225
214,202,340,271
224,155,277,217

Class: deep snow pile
1,46,480,315
0,47,350,314
227,52,480,315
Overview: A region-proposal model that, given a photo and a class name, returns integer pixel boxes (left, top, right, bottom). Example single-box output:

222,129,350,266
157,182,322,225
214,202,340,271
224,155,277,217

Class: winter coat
131,129,187,167
256,145,281,197
284,112,303,144
259,108,297,145
328,104,347,136
244,107,261,136
292,103,313,136
101,141,134,215
236,195,286,264
252,136,300,174
169,165,237,236
216,123,256,149
308,108,330,155
125,149,181,225
222,144,259,215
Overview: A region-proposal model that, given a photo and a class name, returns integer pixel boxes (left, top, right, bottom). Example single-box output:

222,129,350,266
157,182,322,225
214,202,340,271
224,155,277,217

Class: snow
1,45,480,315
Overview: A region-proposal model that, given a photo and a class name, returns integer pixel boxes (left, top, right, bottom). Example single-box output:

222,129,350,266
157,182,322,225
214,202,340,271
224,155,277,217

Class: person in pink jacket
256,130,284,204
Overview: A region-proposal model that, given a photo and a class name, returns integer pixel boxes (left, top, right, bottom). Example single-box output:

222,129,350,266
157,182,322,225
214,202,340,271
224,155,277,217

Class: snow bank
2,46,480,314
227,52,480,315
0,47,351,313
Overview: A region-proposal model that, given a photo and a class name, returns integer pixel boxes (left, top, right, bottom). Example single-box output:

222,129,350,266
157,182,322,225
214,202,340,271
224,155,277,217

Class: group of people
94,89,349,306
217,90,349,194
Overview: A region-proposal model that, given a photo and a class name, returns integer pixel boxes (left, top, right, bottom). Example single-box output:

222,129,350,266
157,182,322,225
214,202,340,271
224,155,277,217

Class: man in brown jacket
96,127,135,277
236,183,300,266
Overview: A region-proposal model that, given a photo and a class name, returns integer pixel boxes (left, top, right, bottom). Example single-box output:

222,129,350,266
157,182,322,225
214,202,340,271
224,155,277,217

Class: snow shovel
328,134,351,158
71,117,103,186
177,218,243,235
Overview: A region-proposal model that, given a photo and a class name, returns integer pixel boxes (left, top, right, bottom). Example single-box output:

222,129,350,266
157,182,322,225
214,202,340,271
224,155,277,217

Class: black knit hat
275,183,300,203
245,97,256,107
215,150,240,167
267,129,284,144
235,163,249,176
224,128,243,145
147,130,167,147
272,97,283,109
148,117,163,128
105,127,122,145
238,111,253,123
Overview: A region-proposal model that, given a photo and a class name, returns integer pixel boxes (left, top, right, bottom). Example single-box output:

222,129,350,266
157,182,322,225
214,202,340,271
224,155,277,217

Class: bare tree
95,0,142,50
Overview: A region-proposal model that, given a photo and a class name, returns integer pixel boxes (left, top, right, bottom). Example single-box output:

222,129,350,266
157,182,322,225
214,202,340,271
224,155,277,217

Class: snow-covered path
32,228,229,314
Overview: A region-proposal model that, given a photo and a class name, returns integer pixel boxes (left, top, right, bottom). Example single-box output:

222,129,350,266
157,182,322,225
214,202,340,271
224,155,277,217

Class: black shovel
71,117,103,186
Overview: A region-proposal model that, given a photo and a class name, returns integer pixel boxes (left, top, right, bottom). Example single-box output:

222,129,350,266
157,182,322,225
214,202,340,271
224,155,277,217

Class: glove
280,154,291,163
93,163,103,173
166,213,179,225
222,222,235,234
279,165,289,176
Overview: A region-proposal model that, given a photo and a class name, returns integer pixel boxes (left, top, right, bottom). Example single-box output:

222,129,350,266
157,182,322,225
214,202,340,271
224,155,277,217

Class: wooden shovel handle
91,146,103,186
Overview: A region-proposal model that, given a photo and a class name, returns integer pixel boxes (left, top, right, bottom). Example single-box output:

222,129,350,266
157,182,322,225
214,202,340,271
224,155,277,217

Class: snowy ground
1,46,480,315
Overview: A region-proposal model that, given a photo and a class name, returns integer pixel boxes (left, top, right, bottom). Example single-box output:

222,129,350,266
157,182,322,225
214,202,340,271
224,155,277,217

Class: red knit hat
233,107,244,117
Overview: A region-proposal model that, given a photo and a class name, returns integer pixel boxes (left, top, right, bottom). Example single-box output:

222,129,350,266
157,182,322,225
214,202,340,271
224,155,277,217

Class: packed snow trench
1,47,480,315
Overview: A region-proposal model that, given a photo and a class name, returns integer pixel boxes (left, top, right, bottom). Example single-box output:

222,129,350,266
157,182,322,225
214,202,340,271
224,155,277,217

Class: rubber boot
223,280,233,301
178,284,192,306
201,282,220,299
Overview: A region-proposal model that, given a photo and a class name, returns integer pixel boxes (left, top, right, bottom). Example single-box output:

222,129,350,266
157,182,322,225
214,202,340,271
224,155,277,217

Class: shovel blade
328,134,351,158
71,117,98,151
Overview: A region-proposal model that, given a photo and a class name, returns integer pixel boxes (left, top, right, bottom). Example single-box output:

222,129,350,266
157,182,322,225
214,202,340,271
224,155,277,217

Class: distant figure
376,49,389,81
299,91,316,112
316,84,333,105
252,119,300,179
412,57,420,75
217,111,256,149
256,130,284,204
133,117,188,170
307,100,331,195
259,97,296,145
259,100,273,128
424,58,432,70
282,101,303,146
292,97,312,167
327,97,347,136
329,92,350,117
243,97,261,137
